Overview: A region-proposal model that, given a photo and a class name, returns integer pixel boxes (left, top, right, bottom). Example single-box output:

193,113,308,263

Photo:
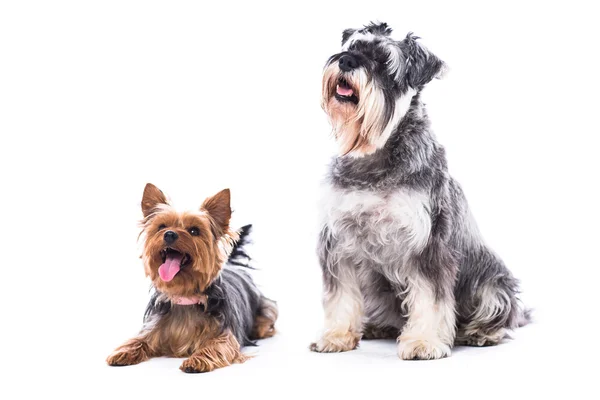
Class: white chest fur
320,183,432,264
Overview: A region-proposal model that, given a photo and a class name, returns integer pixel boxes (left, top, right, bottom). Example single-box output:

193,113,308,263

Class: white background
1,1,599,399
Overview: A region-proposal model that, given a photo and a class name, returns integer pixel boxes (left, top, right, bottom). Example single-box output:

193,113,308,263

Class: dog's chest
147,306,215,357
321,183,431,264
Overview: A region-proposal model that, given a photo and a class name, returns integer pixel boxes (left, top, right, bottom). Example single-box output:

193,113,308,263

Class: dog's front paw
310,330,360,353
106,339,151,366
180,356,213,373
397,338,451,360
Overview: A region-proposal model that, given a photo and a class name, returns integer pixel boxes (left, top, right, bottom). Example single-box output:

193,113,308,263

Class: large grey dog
310,22,530,360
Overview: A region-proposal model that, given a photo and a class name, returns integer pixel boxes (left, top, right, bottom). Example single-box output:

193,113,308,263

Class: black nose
338,54,358,72
164,230,178,244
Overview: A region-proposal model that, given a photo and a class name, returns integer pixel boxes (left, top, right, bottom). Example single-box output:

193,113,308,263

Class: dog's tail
228,224,253,268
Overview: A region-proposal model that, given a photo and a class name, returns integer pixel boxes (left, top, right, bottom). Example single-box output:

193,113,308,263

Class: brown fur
141,185,236,294
250,297,278,339
106,338,155,366
180,331,249,373
107,184,255,373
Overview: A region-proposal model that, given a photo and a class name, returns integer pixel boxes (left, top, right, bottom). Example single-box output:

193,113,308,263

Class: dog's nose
164,230,178,244
339,54,358,72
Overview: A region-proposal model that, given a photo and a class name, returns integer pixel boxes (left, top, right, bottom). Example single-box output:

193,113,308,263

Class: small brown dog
107,183,277,373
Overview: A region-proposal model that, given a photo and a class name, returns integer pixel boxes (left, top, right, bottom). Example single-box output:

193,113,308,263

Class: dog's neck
329,94,446,191
172,294,208,306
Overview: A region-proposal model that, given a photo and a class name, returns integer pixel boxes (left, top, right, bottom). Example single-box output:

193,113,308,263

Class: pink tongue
158,254,183,282
336,85,353,96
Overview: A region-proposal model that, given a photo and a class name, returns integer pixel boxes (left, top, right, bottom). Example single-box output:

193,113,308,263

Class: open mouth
158,247,192,282
335,77,359,104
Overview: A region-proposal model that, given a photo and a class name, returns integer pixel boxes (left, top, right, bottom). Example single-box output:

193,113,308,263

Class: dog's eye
188,227,200,236
158,224,167,231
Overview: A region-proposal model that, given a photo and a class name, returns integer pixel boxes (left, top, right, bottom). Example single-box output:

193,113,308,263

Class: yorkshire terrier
107,183,277,373
311,22,530,359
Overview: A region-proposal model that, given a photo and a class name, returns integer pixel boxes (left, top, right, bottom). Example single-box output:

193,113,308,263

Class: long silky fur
144,225,271,347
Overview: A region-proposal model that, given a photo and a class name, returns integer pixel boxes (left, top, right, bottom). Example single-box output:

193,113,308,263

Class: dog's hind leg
454,242,531,347
251,297,278,340
456,275,530,347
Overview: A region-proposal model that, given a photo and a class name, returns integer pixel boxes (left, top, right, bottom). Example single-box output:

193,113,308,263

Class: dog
310,22,530,360
107,183,277,372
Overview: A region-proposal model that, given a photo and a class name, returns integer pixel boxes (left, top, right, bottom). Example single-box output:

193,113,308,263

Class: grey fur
314,22,529,357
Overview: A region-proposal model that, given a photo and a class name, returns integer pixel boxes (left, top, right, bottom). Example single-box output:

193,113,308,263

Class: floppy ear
201,189,232,234
402,33,447,89
141,183,168,218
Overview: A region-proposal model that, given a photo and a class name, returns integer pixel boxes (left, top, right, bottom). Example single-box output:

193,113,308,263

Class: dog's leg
396,277,455,360
251,297,278,340
180,330,248,373
310,256,363,353
455,279,527,346
454,244,531,346
397,236,458,360
106,336,157,366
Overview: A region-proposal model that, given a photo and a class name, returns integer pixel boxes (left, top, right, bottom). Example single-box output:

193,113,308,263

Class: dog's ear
341,28,356,46
201,189,232,234
401,33,447,89
142,183,168,218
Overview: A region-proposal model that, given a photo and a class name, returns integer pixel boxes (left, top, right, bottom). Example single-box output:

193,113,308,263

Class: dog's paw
180,356,213,373
310,330,360,353
397,338,451,360
456,328,507,347
106,349,143,366
106,340,150,366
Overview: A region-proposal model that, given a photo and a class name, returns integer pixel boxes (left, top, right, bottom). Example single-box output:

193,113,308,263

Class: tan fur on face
140,186,237,295
322,63,386,157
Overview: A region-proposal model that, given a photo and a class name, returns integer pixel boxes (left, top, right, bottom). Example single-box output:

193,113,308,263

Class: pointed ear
201,189,231,233
402,33,447,89
141,183,168,218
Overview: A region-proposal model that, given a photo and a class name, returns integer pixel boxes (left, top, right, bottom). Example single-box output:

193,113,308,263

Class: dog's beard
322,63,387,157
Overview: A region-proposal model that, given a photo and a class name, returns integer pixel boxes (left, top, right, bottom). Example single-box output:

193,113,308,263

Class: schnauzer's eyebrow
341,32,402,79
386,45,402,79
342,31,391,51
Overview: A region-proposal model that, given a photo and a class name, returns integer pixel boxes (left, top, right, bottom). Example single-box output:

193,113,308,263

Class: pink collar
172,295,207,306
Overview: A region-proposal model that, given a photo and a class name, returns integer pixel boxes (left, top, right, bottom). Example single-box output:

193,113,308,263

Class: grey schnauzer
310,22,530,360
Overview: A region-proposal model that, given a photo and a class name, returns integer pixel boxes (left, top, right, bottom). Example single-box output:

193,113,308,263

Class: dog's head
139,183,236,299
322,22,446,157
